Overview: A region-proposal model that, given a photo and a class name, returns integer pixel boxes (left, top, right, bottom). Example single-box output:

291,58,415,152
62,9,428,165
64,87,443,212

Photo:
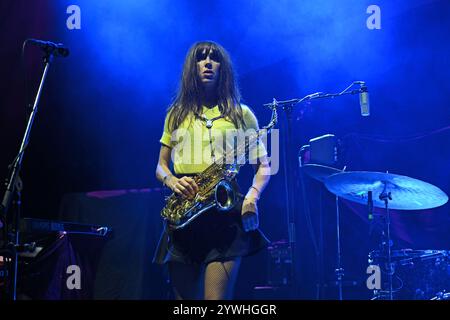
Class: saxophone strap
201,114,224,129
198,113,224,163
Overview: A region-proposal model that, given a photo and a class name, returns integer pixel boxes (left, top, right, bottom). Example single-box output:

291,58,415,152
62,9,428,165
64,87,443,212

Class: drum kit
266,87,449,300
301,163,449,300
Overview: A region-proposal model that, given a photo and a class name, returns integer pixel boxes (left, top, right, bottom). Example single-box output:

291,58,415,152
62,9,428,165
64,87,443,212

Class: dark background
1,0,449,299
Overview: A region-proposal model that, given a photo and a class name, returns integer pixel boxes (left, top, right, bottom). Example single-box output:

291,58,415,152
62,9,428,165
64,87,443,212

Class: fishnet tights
169,258,241,300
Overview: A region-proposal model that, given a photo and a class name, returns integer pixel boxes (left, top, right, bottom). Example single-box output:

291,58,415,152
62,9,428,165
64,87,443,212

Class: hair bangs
194,43,223,62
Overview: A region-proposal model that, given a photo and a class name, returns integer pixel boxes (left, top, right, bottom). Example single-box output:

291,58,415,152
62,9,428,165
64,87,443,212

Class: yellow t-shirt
160,104,267,174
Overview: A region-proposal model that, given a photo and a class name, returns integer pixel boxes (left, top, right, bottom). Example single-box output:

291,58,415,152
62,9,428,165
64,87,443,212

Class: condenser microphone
27,39,69,58
359,83,370,117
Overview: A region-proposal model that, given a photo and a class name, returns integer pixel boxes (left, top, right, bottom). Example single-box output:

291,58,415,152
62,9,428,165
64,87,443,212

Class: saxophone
161,106,277,230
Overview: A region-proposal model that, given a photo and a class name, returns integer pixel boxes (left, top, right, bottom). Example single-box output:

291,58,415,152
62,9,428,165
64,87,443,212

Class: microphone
359,82,370,116
27,39,69,58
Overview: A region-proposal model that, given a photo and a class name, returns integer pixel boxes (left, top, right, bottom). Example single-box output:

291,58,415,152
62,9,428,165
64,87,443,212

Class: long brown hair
167,41,245,131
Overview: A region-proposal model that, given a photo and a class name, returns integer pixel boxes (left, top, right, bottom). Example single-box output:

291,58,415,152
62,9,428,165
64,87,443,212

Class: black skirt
152,195,270,265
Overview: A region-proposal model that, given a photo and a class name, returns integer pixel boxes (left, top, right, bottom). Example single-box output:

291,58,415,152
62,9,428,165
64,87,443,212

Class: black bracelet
250,185,261,194
248,186,261,200
163,174,173,187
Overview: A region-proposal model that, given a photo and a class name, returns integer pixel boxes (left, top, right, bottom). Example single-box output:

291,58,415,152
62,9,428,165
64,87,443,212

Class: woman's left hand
241,196,259,232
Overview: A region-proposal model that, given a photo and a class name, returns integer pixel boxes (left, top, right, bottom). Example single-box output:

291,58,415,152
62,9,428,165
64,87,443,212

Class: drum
368,249,450,300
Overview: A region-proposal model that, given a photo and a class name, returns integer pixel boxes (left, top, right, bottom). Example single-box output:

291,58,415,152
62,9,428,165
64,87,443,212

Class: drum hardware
334,190,344,300
369,249,450,299
431,291,450,300
299,134,348,299
324,171,448,300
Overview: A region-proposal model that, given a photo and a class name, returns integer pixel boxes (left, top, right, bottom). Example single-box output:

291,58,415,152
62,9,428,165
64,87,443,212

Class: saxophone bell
214,179,237,211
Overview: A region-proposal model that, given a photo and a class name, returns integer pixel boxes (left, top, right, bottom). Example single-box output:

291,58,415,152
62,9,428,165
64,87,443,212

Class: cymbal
324,171,448,210
301,164,342,182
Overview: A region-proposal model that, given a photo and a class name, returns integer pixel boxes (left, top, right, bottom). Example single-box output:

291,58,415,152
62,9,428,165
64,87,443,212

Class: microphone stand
264,81,367,300
263,82,367,109
1,49,55,300
279,100,298,298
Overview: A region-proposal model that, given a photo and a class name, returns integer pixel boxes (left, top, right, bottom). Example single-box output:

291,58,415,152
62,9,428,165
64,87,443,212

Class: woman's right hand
166,175,199,199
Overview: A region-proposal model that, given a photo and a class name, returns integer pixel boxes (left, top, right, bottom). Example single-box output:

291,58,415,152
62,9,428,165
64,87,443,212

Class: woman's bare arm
155,145,198,198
